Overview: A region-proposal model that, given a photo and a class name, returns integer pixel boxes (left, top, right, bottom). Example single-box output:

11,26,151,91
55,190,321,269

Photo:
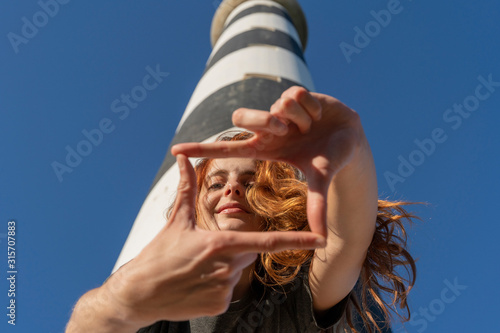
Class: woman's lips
217,203,249,214
219,207,246,214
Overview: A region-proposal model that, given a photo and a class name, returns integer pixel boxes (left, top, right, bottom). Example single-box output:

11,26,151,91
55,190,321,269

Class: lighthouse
114,0,313,272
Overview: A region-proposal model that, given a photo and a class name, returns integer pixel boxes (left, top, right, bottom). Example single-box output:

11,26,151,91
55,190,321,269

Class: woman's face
198,158,262,232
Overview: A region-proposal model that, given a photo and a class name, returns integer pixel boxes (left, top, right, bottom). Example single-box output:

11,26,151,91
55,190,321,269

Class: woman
66,87,416,332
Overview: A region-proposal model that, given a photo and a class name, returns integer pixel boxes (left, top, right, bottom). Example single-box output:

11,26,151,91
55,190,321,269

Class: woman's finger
232,108,288,135
172,140,258,159
281,86,322,122
305,189,328,238
270,97,312,134
166,154,198,230
215,230,326,254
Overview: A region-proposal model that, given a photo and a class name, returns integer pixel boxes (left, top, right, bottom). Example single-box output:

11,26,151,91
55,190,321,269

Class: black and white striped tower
114,0,313,271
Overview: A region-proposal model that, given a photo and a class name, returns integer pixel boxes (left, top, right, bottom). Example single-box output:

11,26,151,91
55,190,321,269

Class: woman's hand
66,154,325,332
171,87,363,238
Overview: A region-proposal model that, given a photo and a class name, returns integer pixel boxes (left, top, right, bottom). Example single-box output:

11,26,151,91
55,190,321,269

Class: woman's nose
224,182,243,197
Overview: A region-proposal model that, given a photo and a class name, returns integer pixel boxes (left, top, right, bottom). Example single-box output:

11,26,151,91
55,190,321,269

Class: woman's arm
309,123,378,312
66,279,143,333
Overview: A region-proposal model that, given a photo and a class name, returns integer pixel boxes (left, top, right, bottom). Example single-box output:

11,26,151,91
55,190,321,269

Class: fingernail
171,145,179,155
176,154,185,168
271,117,287,134
315,237,327,248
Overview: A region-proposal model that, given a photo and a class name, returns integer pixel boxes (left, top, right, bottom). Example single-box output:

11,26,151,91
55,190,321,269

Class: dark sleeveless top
137,270,348,333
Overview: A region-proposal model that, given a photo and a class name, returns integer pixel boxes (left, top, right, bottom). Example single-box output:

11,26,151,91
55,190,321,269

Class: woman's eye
208,183,224,190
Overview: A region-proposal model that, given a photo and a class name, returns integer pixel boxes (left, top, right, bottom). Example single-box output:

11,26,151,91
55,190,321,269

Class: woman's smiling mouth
217,203,249,214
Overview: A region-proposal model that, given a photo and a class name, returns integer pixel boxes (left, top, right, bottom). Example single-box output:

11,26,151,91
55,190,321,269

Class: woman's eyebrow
207,170,255,179
239,171,256,177
207,169,227,179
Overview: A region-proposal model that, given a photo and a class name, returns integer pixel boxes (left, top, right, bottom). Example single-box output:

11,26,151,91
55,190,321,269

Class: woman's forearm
66,285,142,333
326,126,378,248
310,121,378,312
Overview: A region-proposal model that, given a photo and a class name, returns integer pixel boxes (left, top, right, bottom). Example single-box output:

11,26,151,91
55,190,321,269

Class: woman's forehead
206,158,256,176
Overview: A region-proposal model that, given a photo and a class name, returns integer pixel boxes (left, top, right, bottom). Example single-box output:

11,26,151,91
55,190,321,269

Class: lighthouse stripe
205,28,304,73
177,46,313,131
210,13,302,60
224,1,288,25
224,5,292,31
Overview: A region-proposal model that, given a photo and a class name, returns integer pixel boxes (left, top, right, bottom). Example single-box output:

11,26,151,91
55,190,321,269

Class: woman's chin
216,218,256,232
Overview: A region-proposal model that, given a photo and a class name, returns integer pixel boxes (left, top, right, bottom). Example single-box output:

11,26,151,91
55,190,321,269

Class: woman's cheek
206,194,219,212
201,195,219,226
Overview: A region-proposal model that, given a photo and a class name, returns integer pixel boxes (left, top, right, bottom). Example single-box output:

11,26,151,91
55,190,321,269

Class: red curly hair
186,131,417,332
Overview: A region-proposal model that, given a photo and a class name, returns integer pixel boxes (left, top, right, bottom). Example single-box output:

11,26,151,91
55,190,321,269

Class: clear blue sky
1,1,499,332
